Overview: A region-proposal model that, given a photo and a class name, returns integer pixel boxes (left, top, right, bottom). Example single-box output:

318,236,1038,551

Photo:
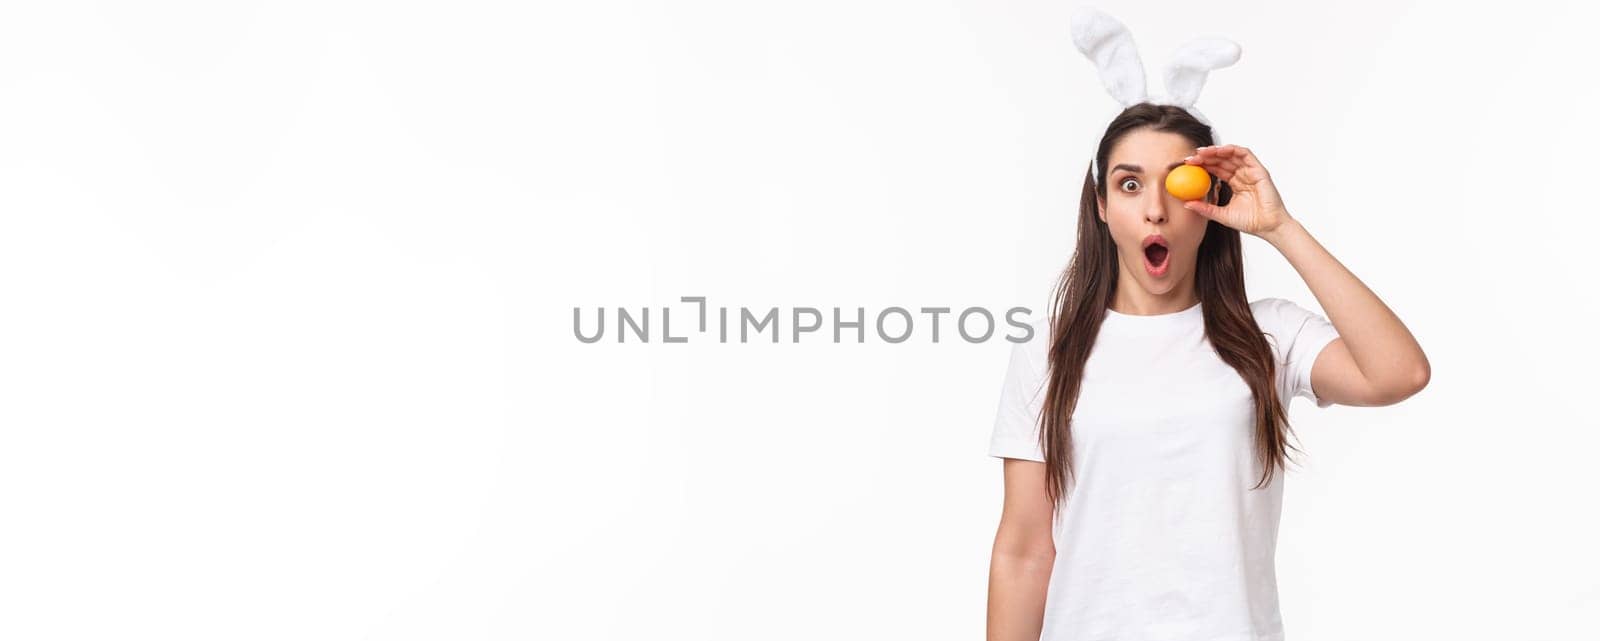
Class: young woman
984,103,1430,641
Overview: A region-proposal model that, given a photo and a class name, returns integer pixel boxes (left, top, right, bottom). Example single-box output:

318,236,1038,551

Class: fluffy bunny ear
1070,6,1147,106
1159,37,1241,108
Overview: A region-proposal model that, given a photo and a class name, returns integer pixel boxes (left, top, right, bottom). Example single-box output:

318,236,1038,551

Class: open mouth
1142,235,1170,276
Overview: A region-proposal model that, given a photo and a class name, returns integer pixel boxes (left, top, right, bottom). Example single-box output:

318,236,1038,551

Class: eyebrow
1111,161,1187,175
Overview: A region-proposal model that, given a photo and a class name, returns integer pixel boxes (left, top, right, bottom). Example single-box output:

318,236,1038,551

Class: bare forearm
987,550,1053,641
1261,218,1430,389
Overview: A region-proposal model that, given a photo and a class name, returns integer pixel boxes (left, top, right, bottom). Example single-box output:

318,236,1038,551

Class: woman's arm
1262,218,1431,406
988,459,1055,641
1182,144,1431,407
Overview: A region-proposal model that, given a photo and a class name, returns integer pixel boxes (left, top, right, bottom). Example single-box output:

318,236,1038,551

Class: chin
1143,278,1180,294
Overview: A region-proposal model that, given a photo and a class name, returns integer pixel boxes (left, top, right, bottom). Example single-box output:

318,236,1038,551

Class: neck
1109,259,1199,316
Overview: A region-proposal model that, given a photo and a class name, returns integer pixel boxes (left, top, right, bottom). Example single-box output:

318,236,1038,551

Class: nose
1144,194,1167,224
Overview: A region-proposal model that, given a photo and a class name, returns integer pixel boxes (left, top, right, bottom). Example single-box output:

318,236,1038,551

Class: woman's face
1097,128,1214,298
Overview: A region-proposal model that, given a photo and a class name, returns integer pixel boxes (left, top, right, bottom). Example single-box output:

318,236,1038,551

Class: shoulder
1249,296,1305,346
1003,313,1053,376
1248,296,1337,353
1248,296,1295,320
1249,296,1313,330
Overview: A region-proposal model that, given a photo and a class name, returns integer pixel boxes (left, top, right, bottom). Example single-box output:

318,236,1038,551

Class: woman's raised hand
1181,144,1292,237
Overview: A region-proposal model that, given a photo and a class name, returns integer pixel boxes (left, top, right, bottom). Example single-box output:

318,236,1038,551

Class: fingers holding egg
1186,152,1240,182
1199,144,1264,179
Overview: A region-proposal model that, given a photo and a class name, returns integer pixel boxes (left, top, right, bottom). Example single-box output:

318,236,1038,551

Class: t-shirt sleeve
1257,297,1342,408
987,336,1048,462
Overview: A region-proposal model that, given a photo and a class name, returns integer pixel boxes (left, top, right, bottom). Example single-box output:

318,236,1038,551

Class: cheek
1176,231,1210,261
1102,203,1132,230
1179,217,1212,244
1104,208,1144,248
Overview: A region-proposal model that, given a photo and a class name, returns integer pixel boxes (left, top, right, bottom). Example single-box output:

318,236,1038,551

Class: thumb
1183,199,1222,220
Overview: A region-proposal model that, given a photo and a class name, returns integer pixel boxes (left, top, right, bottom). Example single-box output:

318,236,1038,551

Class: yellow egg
1165,164,1211,201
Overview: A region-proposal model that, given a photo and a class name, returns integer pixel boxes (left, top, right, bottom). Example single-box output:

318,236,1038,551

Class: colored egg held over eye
1165,164,1211,201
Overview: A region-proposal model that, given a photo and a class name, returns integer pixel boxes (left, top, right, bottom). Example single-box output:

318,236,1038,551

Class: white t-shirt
988,297,1340,641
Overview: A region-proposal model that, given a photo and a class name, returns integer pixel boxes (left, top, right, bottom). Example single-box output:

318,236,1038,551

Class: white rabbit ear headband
1070,6,1241,183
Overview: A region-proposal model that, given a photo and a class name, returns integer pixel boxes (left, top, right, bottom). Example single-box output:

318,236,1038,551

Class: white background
2,0,1597,639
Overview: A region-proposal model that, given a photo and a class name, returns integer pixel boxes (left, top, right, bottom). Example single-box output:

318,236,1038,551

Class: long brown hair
1037,102,1301,509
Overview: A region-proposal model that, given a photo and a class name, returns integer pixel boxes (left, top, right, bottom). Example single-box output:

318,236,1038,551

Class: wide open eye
1119,177,1139,192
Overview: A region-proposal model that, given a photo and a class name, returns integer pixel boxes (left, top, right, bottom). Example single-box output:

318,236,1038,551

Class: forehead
1107,128,1196,167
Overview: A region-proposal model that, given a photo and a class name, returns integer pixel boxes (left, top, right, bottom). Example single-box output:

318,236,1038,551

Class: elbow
992,533,1056,566
1389,362,1430,403
1413,361,1431,392
1409,353,1431,395
1367,363,1430,406
992,527,1056,568
992,546,1056,575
